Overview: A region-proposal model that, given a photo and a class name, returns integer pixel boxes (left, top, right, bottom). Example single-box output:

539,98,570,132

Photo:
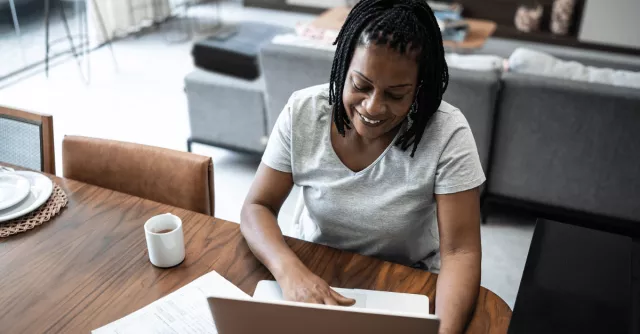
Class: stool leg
44,0,50,77
9,0,27,64
82,0,91,83
90,0,118,70
58,0,86,82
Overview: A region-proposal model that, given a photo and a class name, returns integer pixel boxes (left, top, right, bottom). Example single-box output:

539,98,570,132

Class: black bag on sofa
192,22,289,80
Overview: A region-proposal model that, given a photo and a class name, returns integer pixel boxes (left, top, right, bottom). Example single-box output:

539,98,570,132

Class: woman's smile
355,109,387,127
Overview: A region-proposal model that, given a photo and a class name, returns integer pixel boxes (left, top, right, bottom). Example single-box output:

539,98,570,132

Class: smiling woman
240,1,485,333
342,45,417,137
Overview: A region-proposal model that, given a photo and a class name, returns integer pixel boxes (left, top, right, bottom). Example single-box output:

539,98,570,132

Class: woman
241,0,483,332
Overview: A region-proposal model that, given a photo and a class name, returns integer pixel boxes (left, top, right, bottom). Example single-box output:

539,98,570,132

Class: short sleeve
434,125,486,194
262,99,293,173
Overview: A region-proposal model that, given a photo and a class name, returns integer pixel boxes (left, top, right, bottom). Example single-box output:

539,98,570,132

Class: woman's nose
363,92,386,116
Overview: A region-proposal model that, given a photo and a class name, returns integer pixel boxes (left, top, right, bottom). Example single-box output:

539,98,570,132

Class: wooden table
311,7,497,51
0,172,511,333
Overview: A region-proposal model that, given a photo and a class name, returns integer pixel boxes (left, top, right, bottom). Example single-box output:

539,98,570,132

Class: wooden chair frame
0,106,56,174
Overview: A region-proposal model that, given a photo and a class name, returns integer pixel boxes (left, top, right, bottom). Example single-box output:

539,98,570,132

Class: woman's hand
278,265,355,306
240,164,353,306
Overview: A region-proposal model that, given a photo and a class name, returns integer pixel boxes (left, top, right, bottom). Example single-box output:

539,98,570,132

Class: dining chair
62,136,215,216
0,106,56,174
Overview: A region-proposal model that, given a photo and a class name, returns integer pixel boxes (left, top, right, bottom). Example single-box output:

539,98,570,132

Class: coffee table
509,219,640,334
310,7,496,51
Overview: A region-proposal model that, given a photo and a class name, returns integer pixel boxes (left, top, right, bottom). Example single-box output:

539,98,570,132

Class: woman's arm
240,163,299,279
434,187,482,334
240,163,354,305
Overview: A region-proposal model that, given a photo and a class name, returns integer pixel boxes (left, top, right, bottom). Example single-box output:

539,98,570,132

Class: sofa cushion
508,48,640,89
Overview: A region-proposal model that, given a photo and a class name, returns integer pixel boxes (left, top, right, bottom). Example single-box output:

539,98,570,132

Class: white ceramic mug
144,213,185,268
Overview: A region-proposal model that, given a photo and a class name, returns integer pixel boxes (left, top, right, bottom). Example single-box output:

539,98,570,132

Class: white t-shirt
262,84,485,272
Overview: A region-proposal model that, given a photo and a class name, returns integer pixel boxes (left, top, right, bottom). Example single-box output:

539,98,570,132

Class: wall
578,0,640,50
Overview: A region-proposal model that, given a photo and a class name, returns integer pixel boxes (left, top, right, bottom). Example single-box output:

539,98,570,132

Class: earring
408,82,422,127
407,100,418,128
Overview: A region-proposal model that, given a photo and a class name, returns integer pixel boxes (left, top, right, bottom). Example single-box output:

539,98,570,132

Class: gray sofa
259,41,640,228
186,40,640,229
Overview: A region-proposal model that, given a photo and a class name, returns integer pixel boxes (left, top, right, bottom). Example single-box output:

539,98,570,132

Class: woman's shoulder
288,83,331,112
285,83,332,127
429,100,471,131
412,100,473,155
434,101,467,122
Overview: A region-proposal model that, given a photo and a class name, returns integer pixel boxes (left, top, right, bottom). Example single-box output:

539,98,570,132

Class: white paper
93,271,250,334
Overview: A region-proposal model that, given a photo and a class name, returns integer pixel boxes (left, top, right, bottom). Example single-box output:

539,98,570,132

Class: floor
0,2,536,309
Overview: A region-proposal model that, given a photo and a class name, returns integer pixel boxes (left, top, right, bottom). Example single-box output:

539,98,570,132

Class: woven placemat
0,184,68,238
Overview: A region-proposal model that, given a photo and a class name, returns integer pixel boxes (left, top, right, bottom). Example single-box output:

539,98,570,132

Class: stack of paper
93,271,250,334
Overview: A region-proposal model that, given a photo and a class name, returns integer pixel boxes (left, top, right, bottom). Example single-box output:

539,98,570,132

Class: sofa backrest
259,42,334,132
444,67,501,171
489,72,640,222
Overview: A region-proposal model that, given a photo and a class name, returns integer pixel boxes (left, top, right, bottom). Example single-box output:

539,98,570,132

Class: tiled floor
0,2,535,309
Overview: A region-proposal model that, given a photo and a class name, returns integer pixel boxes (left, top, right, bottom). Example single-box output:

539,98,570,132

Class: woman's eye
388,94,404,101
352,80,366,92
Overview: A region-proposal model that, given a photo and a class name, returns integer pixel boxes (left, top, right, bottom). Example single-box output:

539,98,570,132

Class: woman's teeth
358,112,382,124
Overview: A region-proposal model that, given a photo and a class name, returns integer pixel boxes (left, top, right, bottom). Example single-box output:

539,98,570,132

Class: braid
329,0,449,157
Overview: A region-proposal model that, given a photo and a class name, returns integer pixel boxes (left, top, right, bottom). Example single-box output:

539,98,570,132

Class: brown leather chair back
62,136,214,216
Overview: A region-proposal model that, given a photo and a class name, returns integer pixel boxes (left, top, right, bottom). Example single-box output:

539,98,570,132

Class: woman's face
342,43,419,140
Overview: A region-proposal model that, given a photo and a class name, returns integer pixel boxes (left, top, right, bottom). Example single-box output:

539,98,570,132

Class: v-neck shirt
262,84,485,272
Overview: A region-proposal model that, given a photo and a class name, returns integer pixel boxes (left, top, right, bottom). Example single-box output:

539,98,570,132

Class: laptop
207,280,439,334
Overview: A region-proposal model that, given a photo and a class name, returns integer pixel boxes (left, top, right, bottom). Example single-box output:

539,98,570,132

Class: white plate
0,173,31,211
0,171,54,223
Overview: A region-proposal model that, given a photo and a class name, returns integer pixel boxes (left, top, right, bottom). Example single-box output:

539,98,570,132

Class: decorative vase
514,4,543,33
551,0,576,35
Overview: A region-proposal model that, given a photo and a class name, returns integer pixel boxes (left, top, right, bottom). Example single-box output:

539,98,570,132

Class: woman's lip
356,111,386,127
353,108,386,122
356,110,385,122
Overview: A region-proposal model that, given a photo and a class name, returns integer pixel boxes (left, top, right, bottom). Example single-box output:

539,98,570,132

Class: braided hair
328,0,448,157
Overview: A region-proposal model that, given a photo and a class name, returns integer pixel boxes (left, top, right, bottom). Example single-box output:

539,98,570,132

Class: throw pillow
508,48,640,89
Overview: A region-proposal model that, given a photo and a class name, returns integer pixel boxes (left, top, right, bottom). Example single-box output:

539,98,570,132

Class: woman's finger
324,297,338,306
330,289,356,306
301,295,319,304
